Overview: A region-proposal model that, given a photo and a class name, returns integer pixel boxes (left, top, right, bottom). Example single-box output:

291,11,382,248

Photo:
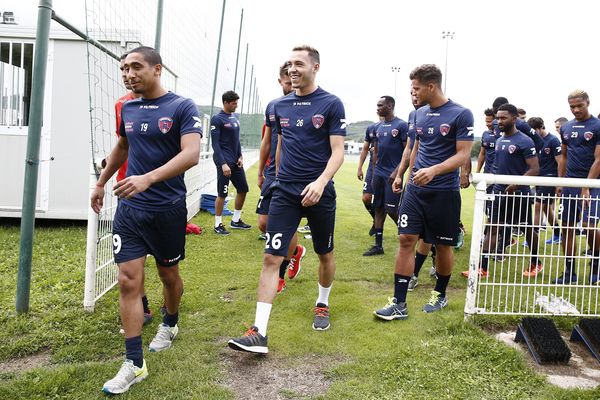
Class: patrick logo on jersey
158,117,173,134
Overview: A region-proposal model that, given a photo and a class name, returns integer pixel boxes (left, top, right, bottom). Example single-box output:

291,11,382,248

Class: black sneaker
214,223,230,235
228,326,268,354
363,245,384,256
313,303,330,330
230,219,251,230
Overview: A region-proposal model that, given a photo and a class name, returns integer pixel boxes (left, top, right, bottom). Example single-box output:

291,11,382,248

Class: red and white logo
158,117,173,134
584,131,594,141
391,129,399,137
544,147,551,154
508,145,516,154
312,114,325,129
440,123,451,136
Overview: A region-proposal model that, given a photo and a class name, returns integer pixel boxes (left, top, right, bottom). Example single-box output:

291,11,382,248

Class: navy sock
279,259,290,279
553,226,561,237
163,311,179,327
413,252,428,277
375,229,383,248
565,258,574,276
141,295,150,314
393,274,410,303
434,274,451,297
481,255,489,272
125,335,143,368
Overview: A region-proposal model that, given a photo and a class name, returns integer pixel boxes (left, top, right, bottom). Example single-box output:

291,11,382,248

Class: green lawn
0,160,598,399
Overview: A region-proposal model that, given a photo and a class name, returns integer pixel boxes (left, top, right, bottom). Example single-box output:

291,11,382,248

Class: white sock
254,302,272,336
316,282,332,306
232,209,242,222
215,215,222,227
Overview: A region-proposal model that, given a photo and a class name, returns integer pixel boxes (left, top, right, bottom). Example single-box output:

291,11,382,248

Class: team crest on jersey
312,114,325,129
544,147,551,154
440,124,451,136
158,117,173,134
391,129,399,137
508,145,516,154
584,131,594,141
416,127,423,135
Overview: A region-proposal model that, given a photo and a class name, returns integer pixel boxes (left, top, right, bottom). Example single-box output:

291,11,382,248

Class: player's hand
237,157,244,168
222,163,231,177
392,176,403,193
412,167,436,186
357,168,363,181
556,186,562,196
113,175,152,199
91,185,105,214
301,179,326,207
257,173,264,189
460,174,470,189
388,172,397,185
581,187,591,210
505,184,517,194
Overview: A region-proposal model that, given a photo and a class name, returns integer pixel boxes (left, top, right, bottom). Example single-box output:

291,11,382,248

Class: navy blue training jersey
494,118,544,154
412,100,474,190
374,117,408,177
264,96,286,178
407,109,417,150
119,91,203,210
211,110,242,166
560,116,600,178
481,130,499,173
539,133,562,177
493,132,536,193
267,87,346,183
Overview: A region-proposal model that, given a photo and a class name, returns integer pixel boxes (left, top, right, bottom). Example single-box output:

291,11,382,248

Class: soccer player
256,62,306,294
91,46,202,394
374,64,473,320
518,108,527,121
211,91,251,235
357,120,380,236
527,117,563,245
476,108,498,175
555,117,568,136
555,90,600,284
228,45,346,353
363,96,408,256
474,104,541,278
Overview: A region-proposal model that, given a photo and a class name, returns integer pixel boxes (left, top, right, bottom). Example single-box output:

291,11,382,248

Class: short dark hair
128,46,162,66
409,64,442,86
497,103,518,117
527,117,544,130
119,52,129,61
222,90,239,103
517,108,526,115
380,95,395,109
292,45,320,64
484,108,494,117
492,97,509,114
555,117,568,124
279,61,289,78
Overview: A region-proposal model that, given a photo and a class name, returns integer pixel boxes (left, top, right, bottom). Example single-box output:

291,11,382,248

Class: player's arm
394,138,417,192
113,133,201,199
257,123,271,188
357,140,370,180
460,155,472,188
476,146,485,173
236,132,243,168
275,133,282,175
301,135,344,207
211,120,230,177
581,144,600,202
91,136,129,213
506,156,539,194
390,137,410,185
413,140,472,186
556,143,567,196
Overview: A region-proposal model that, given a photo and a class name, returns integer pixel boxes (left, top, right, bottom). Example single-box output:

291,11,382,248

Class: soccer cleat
423,290,448,313
102,359,148,395
143,311,153,326
230,219,252,230
454,229,465,250
228,326,268,354
369,224,376,237
149,323,179,352
374,297,408,321
313,303,330,330
363,245,384,256
552,272,578,285
523,261,543,277
545,235,561,245
288,244,306,280
408,275,419,291
258,232,267,241
277,278,286,294
461,268,489,278
214,223,230,235
297,224,311,234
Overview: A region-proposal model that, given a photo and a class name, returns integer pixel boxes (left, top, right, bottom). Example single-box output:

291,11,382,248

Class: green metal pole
16,0,53,314
154,0,164,52
209,0,227,120
239,43,248,116
246,65,253,114
232,8,243,91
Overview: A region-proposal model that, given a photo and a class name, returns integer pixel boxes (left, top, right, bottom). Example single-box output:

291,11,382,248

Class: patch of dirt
221,351,348,399
0,351,52,374
495,331,600,389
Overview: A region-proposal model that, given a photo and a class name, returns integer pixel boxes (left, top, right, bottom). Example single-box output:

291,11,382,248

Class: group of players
90,43,600,395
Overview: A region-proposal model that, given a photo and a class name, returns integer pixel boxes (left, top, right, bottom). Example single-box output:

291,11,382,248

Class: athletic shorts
535,185,556,203
216,163,249,198
256,175,276,215
485,185,494,216
398,184,461,246
363,164,374,194
560,186,600,224
373,174,401,214
112,202,186,267
265,180,336,256
489,191,533,226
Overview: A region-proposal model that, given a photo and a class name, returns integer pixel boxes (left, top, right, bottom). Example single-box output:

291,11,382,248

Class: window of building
0,40,33,127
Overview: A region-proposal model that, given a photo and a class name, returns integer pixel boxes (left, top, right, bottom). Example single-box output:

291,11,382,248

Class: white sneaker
102,359,148,394
149,323,179,352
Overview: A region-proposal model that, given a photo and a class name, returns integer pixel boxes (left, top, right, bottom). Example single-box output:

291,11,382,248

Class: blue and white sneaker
374,298,408,321
423,290,448,313
102,359,148,394
545,235,561,245
552,272,578,285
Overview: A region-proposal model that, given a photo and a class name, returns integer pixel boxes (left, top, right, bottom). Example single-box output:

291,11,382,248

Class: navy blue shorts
560,187,600,224
256,175,276,215
490,191,533,226
363,164,374,194
373,174,401,214
112,202,187,267
265,180,336,256
535,185,556,203
216,163,249,198
398,184,461,246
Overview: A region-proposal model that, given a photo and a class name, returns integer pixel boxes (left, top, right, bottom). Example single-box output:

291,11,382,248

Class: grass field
0,159,599,399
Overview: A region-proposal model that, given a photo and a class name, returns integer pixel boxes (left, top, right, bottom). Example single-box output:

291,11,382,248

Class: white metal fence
465,174,600,317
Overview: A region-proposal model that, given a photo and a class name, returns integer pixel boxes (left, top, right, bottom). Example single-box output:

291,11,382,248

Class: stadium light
390,66,401,99
441,31,455,94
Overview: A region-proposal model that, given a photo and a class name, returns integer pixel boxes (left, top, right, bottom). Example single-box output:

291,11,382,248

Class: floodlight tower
390,66,401,99
442,31,455,94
